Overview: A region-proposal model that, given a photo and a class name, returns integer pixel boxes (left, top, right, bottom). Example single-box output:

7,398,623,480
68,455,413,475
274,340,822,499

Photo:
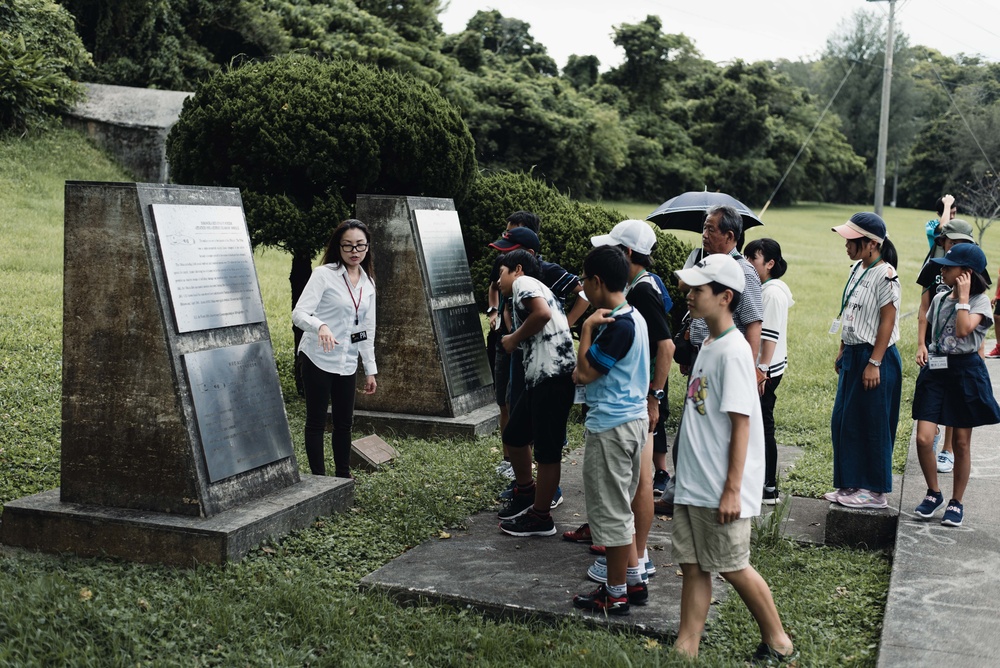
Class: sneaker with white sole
498,509,556,537
937,450,955,473
495,460,514,479
550,486,563,510
762,486,780,506
497,488,534,519
652,469,669,497
941,499,964,526
987,344,1000,359
572,583,629,615
836,489,888,509
823,488,856,503
914,488,945,518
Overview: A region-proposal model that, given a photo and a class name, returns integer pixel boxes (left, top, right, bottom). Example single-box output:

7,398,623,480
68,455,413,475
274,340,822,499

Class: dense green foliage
457,172,691,310
0,0,90,133
166,56,476,305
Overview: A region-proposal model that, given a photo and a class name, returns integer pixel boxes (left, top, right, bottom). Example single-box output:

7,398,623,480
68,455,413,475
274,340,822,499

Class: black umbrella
646,191,763,233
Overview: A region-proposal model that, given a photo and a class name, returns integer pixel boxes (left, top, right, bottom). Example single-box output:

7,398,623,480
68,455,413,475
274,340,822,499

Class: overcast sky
439,0,1000,70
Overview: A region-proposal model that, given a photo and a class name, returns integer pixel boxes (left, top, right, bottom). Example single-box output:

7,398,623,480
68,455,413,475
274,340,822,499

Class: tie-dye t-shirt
511,276,576,389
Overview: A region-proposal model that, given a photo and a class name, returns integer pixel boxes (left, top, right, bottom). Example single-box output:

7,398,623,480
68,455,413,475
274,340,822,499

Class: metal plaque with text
414,209,475,298
184,341,294,482
151,203,266,333
432,304,493,397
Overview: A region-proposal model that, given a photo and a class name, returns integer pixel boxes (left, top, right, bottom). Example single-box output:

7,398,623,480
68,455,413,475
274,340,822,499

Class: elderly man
659,205,763,514
683,205,763,360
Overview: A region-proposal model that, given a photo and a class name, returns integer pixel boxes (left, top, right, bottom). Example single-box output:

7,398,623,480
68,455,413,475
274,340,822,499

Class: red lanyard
343,274,362,325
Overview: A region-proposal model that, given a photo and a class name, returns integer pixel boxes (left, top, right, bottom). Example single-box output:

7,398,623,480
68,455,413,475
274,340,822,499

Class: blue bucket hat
931,243,987,274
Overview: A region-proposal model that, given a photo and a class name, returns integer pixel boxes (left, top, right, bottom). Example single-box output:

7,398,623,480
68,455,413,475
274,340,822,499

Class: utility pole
869,0,896,216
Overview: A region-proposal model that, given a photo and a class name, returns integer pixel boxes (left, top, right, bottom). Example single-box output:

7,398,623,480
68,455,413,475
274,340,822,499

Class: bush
457,171,691,311
167,55,477,309
0,0,91,134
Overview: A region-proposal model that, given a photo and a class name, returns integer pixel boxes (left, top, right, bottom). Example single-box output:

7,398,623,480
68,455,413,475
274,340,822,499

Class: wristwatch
868,358,882,367
486,306,498,315
648,388,665,400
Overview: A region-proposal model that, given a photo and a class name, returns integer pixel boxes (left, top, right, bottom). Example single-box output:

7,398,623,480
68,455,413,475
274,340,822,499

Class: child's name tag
350,331,368,344
928,355,948,370
829,318,841,335
574,385,587,404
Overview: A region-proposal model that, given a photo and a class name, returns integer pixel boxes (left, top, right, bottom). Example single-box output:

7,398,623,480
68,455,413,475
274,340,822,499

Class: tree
462,9,557,75
960,171,1000,244
562,54,599,90
166,56,477,348
0,0,91,133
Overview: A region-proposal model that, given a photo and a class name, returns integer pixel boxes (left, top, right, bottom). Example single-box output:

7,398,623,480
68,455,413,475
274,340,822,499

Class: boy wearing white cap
671,254,795,664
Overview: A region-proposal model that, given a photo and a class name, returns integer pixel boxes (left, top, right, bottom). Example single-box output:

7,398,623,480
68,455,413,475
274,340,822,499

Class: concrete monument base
353,404,499,440
0,475,352,566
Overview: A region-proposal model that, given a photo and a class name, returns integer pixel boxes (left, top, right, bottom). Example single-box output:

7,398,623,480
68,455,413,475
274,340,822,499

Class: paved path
878,360,1000,667
360,443,820,639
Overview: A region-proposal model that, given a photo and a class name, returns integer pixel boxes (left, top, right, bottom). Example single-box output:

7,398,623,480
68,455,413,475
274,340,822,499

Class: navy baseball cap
833,212,886,244
931,243,987,274
490,227,541,253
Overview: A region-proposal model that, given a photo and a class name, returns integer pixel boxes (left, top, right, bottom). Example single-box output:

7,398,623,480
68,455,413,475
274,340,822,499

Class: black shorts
993,299,1000,317
651,381,670,453
502,374,575,464
494,349,511,407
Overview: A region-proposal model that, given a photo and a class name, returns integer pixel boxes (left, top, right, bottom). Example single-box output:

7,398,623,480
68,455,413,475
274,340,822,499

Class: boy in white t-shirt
671,254,796,664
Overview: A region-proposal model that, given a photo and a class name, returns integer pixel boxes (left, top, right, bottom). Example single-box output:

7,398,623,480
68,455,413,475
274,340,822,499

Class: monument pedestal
1,475,351,566
1,182,347,565
354,405,498,440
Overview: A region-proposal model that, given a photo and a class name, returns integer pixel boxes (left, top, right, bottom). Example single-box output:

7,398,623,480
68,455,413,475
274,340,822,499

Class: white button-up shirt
292,263,377,376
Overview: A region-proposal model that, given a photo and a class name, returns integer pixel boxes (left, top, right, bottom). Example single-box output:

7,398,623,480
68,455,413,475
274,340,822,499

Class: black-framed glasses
340,243,369,252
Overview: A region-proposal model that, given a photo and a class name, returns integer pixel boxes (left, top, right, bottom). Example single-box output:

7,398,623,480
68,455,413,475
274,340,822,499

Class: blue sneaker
497,479,516,500
652,469,669,497
914,489,944,519
941,499,964,527
550,486,563,510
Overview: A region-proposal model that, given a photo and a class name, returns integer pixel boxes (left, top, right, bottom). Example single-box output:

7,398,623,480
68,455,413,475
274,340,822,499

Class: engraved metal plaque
432,304,493,397
151,203,266,333
414,209,475,298
184,341,294,482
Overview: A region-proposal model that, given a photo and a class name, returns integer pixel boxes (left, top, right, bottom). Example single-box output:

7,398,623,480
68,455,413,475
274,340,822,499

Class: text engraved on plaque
151,203,266,333
432,305,493,398
414,209,475,298
184,341,294,482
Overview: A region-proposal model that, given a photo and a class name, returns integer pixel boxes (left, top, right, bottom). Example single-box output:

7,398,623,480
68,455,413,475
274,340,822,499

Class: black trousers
761,374,783,488
300,353,356,477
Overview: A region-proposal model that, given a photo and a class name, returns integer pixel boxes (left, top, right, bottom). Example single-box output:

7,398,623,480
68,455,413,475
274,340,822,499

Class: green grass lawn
0,129,896,666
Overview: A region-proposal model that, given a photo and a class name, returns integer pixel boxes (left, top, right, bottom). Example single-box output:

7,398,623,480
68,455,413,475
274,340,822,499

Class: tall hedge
167,55,477,310
457,171,691,315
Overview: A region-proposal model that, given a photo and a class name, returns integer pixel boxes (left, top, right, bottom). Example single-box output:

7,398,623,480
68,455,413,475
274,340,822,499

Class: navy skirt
912,352,1000,428
831,343,901,494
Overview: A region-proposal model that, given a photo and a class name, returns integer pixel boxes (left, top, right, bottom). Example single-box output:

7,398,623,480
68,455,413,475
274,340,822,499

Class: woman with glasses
292,219,377,477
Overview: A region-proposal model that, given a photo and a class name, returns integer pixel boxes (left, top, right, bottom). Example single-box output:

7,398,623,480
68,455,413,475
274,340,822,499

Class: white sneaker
937,450,955,473
495,461,515,479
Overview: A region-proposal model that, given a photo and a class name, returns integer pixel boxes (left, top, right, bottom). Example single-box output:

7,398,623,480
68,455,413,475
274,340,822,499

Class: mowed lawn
0,128,902,666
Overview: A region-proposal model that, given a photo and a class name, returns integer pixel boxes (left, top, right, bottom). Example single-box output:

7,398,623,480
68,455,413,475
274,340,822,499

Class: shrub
0,0,91,134
167,55,477,310
458,171,691,311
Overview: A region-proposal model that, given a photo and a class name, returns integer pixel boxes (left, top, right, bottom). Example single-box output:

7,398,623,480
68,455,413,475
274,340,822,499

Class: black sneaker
498,508,556,537
497,488,535,520
572,583,629,616
652,469,669,497
627,581,648,606
762,486,780,506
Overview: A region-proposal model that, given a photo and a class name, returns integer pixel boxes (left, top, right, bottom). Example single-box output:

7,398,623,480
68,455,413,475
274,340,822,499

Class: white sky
439,0,1000,70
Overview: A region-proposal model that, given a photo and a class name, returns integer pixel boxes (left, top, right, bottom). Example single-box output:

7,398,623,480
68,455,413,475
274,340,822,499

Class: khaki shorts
583,418,648,548
671,504,751,573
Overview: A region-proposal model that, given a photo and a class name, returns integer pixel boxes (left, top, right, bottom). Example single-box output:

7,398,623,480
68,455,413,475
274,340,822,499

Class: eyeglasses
340,243,369,252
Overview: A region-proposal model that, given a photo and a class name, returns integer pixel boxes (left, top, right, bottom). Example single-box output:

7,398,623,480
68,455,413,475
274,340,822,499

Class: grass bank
0,128,889,666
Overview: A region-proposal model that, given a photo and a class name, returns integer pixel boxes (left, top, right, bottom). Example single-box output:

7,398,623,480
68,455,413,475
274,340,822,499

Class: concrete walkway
878,361,1000,667
360,443,823,639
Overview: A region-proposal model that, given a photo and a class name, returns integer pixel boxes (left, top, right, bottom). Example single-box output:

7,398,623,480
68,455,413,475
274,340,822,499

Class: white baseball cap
674,253,745,293
591,219,657,256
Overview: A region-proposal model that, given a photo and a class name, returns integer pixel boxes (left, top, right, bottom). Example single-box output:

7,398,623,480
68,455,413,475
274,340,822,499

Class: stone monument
353,195,498,438
0,182,351,566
